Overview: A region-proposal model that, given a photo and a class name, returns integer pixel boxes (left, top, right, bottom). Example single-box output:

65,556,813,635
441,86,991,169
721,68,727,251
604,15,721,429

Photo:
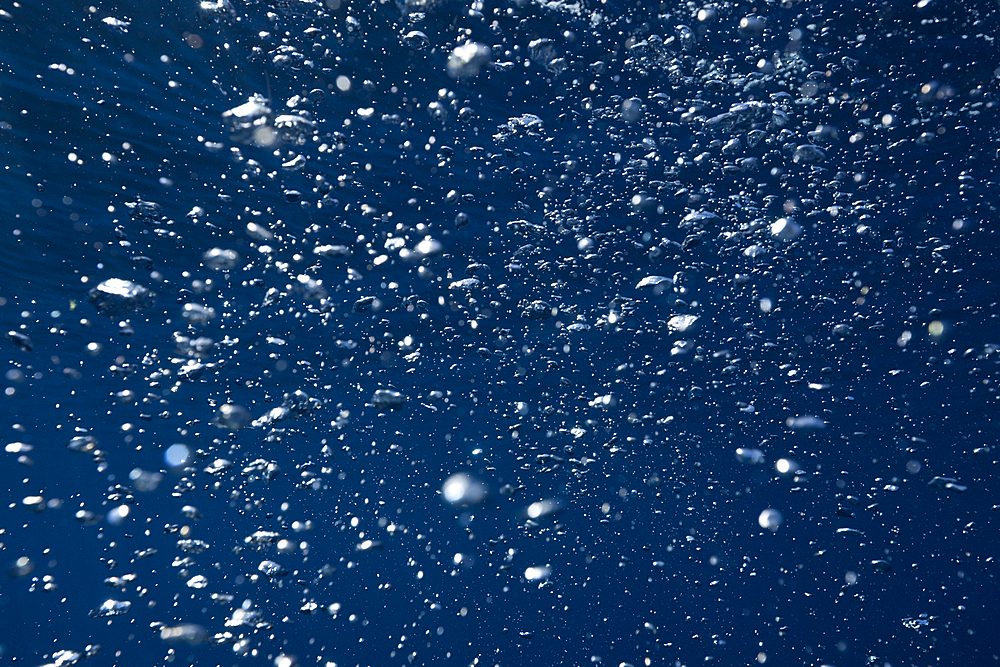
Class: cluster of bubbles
1,0,997,665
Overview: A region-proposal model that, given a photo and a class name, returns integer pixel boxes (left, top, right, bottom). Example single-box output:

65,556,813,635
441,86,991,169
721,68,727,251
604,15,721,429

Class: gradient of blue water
1,1,998,665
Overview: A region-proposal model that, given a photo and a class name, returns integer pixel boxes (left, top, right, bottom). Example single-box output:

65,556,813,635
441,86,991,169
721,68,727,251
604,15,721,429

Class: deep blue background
1,0,998,666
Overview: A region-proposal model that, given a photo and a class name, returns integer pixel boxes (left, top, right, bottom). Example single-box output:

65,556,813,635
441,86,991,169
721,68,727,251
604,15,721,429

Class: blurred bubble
453,552,475,568
786,415,826,430
22,496,45,512
223,94,272,144
588,394,617,409
738,15,766,37
246,222,274,240
620,97,643,123
758,509,782,531
770,217,801,241
792,144,826,164
214,404,252,430
164,443,192,469
87,278,154,318
8,556,35,577
442,473,488,506
447,42,491,78
106,505,130,526
928,320,948,339
129,468,164,492
525,499,562,520
775,458,798,475
372,389,407,410
400,237,443,261
181,303,216,324
203,248,240,270
160,623,208,645
735,448,765,464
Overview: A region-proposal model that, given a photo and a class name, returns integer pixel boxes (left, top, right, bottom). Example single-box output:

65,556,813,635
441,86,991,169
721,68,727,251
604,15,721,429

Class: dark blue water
2,0,998,665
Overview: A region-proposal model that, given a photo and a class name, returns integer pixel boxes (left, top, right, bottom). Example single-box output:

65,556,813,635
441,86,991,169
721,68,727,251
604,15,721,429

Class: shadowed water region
1,0,998,665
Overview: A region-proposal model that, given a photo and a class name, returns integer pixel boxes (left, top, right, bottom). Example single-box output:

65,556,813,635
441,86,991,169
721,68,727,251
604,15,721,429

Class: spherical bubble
129,468,163,492
621,97,643,123
164,443,192,468
277,539,299,554
214,404,252,431
775,458,798,475
758,508,782,531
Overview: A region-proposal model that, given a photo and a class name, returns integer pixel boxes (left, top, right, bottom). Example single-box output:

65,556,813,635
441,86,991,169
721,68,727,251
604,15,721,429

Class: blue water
2,0,998,665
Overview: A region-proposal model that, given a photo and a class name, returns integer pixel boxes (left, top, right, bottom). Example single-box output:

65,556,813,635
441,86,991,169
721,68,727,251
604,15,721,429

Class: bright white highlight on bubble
667,314,698,333
442,473,487,506
775,458,796,475
107,505,130,526
525,499,562,520
524,565,551,581
770,216,801,240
